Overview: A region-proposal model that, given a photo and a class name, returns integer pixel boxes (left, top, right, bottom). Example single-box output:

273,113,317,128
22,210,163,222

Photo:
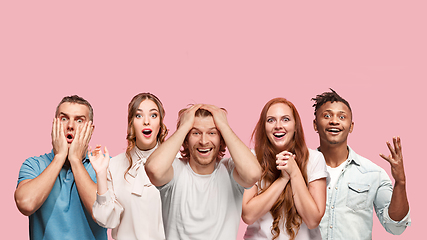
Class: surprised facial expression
133,99,161,151
314,101,354,146
265,103,296,152
57,102,90,146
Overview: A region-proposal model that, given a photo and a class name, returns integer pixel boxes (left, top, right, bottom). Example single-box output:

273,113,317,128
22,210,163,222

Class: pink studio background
1,1,424,239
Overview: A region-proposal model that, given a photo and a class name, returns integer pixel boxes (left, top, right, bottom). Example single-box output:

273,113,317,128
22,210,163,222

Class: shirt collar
346,146,361,166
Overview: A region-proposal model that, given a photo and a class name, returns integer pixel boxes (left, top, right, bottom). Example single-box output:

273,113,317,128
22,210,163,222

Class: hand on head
51,118,68,160
68,121,94,163
51,118,95,163
200,104,229,131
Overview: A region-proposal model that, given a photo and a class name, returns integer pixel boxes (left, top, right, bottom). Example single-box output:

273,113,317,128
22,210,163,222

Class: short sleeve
17,154,50,186
307,149,330,185
157,158,185,191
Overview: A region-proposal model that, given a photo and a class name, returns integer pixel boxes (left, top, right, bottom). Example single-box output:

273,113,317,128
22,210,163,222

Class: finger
277,160,288,166
104,146,110,159
394,136,402,157
379,153,391,163
58,120,66,141
82,121,93,143
385,141,397,159
80,122,89,142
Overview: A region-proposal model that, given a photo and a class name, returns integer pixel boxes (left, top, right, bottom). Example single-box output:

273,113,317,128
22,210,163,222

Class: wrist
95,169,108,178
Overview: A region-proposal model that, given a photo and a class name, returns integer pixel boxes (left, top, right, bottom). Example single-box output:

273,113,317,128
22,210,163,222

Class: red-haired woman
242,98,329,240
89,93,168,239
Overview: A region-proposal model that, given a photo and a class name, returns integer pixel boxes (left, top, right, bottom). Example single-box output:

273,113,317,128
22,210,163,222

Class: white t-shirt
326,160,346,190
158,157,245,240
244,149,330,240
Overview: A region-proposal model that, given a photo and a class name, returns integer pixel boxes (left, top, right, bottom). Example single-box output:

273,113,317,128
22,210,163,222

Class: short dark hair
55,95,94,122
311,88,351,117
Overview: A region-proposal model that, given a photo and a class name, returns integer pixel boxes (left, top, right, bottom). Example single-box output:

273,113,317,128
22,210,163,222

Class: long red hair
252,98,309,240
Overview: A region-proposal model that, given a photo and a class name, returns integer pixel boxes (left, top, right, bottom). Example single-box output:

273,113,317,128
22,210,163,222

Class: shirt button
335,187,338,190
331,206,334,209
330,225,333,229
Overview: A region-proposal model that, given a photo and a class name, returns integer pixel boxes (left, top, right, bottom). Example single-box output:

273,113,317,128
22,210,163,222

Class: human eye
339,115,346,120
135,114,142,119
76,119,83,123
151,113,158,118
283,117,290,122
324,113,330,118
61,117,68,121
266,118,275,123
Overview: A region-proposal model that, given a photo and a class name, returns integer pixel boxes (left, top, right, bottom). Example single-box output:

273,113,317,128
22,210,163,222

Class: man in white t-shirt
145,104,262,240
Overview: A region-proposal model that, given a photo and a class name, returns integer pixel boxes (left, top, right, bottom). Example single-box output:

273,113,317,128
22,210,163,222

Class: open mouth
197,148,213,154
66,133,74,143
326,128,342,133
273,132,286,138
142,129,152,137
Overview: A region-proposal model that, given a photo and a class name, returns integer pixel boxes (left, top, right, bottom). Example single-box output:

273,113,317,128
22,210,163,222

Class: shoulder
308,148,324,162
349,147,385,173
219,158,234,172
18,151,54,184
22,151,54,168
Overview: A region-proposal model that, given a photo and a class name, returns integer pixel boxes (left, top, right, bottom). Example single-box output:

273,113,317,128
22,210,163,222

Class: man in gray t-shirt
146,104,262,240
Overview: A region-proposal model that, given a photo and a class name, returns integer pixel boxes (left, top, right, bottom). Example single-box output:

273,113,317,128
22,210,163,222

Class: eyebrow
266,114,291,118
59,112,86,118
324,110,347,114
136,108,159,112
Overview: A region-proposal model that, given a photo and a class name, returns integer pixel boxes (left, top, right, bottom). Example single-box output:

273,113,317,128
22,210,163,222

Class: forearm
388,181,409,221
70,161,97,218
15,156,65,216
221,127,262,187
95,171,108,195
146,125,189,186
242,178,288,225
290,172,326,229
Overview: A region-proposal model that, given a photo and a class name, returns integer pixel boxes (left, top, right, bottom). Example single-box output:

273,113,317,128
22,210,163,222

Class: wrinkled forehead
56,102,90,118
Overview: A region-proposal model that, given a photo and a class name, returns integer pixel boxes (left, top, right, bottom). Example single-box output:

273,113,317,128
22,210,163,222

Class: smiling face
265,103,296,152
186,116,221,173
133,99,161,150
56,102,90,146
314,101,354,147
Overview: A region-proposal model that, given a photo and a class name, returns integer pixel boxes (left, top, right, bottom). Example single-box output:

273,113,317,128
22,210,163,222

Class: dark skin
314,101,409,222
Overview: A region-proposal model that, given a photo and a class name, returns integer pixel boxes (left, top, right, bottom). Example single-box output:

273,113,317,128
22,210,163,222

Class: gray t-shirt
158,157,245,240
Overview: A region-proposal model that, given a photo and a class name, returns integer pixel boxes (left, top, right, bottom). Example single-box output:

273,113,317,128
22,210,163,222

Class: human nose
67,119,74,130
329,116,339,125
199,133,209,145
274,120,284,129
143,115,150,126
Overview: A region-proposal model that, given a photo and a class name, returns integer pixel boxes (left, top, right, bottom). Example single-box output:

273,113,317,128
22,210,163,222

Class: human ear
313,119,318,132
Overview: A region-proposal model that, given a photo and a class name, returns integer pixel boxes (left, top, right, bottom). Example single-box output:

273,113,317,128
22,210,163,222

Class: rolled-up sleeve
374,169,411,235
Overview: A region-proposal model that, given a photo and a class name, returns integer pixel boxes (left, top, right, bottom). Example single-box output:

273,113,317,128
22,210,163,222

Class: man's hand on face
51,118,68,162
68,121,94,164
